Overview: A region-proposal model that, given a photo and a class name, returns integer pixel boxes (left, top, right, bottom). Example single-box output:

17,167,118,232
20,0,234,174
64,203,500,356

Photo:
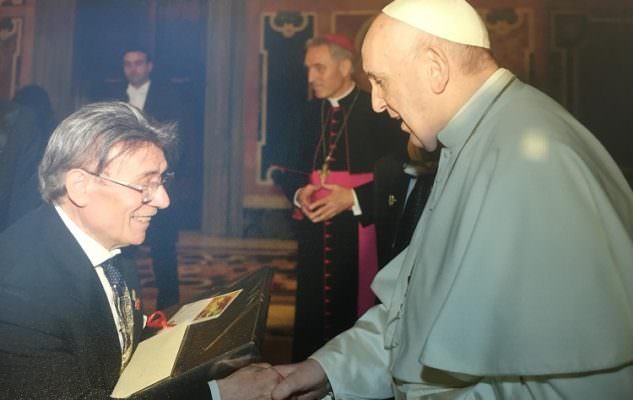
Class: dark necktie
101,255,134,369
392,175,429,255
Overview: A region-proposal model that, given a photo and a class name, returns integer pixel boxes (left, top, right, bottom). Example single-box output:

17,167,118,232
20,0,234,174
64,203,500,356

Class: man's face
123,51,153,88
80,143,169,250
362,15,441,150
304,44,351,99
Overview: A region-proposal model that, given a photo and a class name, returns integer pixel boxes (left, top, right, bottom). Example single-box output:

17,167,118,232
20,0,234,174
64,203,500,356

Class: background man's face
123,51,153,88
304,44,350,99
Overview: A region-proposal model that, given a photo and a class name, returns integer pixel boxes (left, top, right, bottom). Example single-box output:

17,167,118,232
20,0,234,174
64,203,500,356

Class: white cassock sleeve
310,304,393,399
309,250,408,399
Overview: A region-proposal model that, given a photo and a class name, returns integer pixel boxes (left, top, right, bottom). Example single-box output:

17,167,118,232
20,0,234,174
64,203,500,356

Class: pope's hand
271,359,330,400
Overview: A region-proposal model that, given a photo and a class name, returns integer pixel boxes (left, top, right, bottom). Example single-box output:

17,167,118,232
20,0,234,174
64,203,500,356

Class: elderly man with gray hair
0,102,280,399
271,0,633,399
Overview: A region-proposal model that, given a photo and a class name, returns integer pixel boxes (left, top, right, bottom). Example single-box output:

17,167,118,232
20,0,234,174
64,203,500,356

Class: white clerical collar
327,83,356,107
54,204,120,267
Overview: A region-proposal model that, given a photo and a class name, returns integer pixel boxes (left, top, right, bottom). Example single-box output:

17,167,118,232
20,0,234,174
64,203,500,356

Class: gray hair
306,37,356,72
38,101,177,203
412,30,496,75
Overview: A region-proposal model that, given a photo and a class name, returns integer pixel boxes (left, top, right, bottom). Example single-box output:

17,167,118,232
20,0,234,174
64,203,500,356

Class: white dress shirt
54,205,126,349
126,80,151,110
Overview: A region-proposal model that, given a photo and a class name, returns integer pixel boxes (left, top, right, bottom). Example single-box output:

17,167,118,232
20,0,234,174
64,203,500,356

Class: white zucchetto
383,0,490,49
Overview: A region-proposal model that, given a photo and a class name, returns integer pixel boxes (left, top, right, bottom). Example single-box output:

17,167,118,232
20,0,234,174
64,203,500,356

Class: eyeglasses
83,169,174,203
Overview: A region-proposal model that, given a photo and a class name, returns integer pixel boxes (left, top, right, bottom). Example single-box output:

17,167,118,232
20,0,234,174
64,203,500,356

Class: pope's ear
64,169,91,207
424,46,449,94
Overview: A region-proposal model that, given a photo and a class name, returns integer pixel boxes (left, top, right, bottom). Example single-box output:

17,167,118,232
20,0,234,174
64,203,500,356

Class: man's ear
424,47,449,94
338,58,353,78
147,61,154,74
65,169,91,207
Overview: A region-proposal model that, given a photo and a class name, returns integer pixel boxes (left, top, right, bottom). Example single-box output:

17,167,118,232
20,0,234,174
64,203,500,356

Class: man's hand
271,359,330,400
217,363,283,400
301,184,354,223
297,184,320,211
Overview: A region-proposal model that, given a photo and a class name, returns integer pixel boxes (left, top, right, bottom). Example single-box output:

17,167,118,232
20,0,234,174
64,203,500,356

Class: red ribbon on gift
146,311,174,329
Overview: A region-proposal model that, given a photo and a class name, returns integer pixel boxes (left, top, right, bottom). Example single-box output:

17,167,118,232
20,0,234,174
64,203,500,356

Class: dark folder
112,267,273,398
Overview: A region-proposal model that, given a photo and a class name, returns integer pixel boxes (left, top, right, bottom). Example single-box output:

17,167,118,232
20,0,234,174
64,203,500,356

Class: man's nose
307,69,317,83
371,88,387,113
149,185,170,209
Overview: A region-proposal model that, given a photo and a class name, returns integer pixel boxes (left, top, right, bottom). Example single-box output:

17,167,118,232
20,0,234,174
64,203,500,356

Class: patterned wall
258,12,315,185
0,0,34,99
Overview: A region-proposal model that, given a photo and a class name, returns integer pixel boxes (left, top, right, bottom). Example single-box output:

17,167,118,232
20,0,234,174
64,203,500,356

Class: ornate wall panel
256,12,315,189
482,8,536,83
550,9,633,171
0,0,34,99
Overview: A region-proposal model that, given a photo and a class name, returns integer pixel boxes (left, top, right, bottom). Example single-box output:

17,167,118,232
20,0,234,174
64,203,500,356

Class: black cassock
274,87,406,361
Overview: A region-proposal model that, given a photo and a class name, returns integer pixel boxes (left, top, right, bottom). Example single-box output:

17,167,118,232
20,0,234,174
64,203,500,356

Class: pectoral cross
320,159,330,183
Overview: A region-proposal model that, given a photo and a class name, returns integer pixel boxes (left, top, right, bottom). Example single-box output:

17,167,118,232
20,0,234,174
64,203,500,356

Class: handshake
218,359,330,400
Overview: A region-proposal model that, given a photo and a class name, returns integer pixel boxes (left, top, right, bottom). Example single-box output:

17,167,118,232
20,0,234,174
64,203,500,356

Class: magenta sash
309,170,378,316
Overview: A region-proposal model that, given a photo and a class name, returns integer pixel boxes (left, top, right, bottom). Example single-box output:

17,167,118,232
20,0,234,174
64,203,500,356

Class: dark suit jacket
0,204,210,399
0,100,45,232
371,153,411,268
370,152,437,268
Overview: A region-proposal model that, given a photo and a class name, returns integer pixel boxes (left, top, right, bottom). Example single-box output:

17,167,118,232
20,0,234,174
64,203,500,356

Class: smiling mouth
132,216,153,223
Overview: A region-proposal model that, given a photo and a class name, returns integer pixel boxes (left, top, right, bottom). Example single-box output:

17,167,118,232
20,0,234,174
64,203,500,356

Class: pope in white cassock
271,0,633,399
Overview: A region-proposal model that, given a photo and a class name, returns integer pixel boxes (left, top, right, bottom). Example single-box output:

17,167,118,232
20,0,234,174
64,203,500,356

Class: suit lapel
142,83,157,116
38,205,122,387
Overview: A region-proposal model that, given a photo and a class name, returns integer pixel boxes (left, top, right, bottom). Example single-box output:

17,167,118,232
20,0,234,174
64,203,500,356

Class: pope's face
79,143,169,250
304,44,351,99
123,51,153,88
362,15,441,150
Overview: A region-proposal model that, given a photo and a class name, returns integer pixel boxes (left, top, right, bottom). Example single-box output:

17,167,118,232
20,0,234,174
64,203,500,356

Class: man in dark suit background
114,45,184,310
0,99,44,232
371,141,437,269
0,102,279,399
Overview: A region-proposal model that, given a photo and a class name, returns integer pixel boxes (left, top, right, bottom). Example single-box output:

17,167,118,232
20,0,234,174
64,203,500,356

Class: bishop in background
274,34,406,361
